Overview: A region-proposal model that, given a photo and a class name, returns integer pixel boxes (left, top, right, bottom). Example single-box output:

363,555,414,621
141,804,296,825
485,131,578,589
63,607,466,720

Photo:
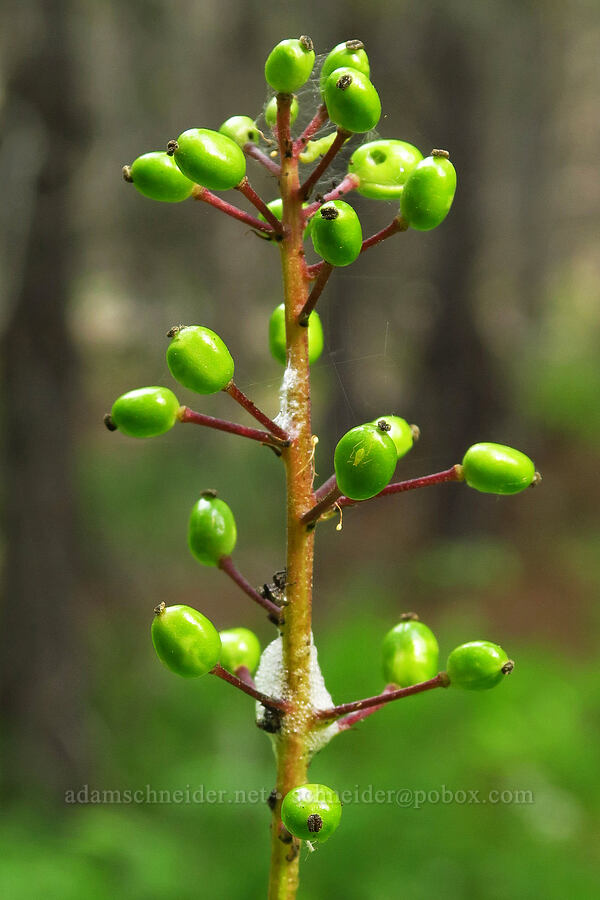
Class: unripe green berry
127,152,194,203
110,386,180,438
281,783,342,843
446,641,513,691
151,603,221,678
299,132,339,164
348,140,423,200
382,617,439,687
171,128,246,191
401,151,457,231
264,37,315,93
334,422,397,501
462,442,536,495
166,325,234,395
320,40,370,93
269,303,323,366
219,627,261,675
310,200,363,267
219,116,259,148
188,492,237,567
265,95,299,129
323,67,381,134
369,416,415,460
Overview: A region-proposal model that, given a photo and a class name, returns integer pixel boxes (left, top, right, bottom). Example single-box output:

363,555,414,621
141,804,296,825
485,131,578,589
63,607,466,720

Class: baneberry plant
110,37,541,899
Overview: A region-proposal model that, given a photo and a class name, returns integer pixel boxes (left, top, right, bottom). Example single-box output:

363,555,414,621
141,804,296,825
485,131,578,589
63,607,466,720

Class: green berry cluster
108,38,543,872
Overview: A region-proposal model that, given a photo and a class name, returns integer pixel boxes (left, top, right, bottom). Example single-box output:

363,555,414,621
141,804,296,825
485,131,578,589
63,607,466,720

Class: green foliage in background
1,608,598,899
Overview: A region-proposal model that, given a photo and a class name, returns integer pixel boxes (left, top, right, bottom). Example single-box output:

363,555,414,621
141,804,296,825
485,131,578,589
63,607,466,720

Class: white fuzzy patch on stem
273,364,301,439
255,635,339,757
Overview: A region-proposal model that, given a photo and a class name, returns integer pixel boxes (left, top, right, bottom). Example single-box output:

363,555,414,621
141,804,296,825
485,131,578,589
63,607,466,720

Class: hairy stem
267,93,315,900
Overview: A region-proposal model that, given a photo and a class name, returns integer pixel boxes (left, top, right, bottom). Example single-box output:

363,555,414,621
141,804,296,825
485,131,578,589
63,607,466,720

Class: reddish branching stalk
299,128,351,200
315,673,450,722
224,381,289,443
236,176,283,233
300,483,341,527
211,664,289,712
191,184,275,235
337,685,398,731
302,173,360,219
302,466,464,526
234,665,256,687
313,473,337,502
360,215,408,253
338,465,464,509
297,263,334,325
244,142,281,177
292,103,329,156
178,406,288,449
218,555,283,621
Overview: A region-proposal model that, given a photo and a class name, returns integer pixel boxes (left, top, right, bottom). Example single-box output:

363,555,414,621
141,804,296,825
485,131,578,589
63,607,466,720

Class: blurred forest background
1,0,599,897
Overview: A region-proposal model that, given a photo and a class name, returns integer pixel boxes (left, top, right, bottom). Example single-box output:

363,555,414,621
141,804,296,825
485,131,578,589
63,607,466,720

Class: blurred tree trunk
0,0,86,798
419,11,504,536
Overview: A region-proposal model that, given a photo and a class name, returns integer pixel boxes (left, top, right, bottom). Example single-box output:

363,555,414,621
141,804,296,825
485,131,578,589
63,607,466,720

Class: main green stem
267,97,315,900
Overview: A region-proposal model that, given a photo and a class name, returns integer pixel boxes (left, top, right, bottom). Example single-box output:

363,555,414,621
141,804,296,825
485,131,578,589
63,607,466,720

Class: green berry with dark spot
462,442,536,495
188,492,237,566
310,200,363,267
219,627,261,674
110,386,180,438
369,416,416,460
320,40,370,93
151,603,221,678
382,617,439,687
264,37,315,93
281,783,342,843
323,67,381,134
334,422,397,500
172,128,246,190
446,641,514,690
166,325,234,395
219,116,259,147
269,303,323,366
127,152,194,202
401,151,457,230
349,140,423,200
265,95,299,129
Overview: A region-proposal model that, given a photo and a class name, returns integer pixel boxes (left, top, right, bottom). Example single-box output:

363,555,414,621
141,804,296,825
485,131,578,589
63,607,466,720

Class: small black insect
259,569,288,607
